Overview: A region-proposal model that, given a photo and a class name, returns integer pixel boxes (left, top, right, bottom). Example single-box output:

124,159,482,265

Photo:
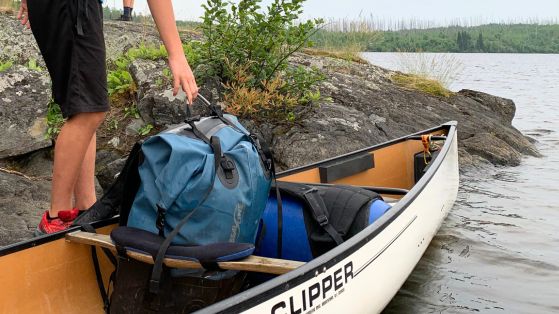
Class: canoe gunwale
0,217,120,258
198,121,458,313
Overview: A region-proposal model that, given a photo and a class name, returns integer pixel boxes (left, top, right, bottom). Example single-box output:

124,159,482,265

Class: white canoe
0,122,459,314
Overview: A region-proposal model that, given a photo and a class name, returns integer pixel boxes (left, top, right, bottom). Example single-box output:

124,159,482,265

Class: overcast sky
108,0,559,26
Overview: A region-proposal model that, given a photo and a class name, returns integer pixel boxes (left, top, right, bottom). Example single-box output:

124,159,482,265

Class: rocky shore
0,13,538,246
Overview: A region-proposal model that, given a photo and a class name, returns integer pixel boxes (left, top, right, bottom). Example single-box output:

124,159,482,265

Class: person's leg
50,112,105,217
73,132,98,211
122,0,134,20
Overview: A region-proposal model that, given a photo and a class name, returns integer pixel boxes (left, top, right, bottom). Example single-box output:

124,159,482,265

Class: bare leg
73,133,98,211
123,0,134,8
50,112,105,217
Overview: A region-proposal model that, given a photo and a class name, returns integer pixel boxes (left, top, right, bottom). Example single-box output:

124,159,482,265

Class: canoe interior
280,129,446,197
0,125,449,313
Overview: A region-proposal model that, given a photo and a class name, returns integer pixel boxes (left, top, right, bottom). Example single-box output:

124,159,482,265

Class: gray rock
0,15,42,65
152,89,188,126
96,157,127,191
129,59,168,125
0,65,52,159
0,14,171,69
462,133,523,166
18,148,53,178
96,150,125,190
0,171,50,246
284,53,539,169
130,59,219,127
125,119,145,136
274,103,388,170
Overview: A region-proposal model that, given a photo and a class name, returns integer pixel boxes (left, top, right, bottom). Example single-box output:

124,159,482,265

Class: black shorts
28,0,109,118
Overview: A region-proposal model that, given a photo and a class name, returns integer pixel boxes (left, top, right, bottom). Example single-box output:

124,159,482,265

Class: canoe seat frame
66,231,304,275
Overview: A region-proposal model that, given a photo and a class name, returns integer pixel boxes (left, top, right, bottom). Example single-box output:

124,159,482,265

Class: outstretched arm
147,0,198,104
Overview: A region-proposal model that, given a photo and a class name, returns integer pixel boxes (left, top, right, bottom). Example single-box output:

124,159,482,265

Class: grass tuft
302,47,368,64
392,73,453,97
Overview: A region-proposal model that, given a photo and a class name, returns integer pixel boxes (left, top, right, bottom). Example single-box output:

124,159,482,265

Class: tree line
312,24,559,53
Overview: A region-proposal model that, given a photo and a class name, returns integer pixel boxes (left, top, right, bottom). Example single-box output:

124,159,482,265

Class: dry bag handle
185,95,224,119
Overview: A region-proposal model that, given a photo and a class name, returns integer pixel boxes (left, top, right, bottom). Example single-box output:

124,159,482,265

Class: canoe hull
202,124,459,314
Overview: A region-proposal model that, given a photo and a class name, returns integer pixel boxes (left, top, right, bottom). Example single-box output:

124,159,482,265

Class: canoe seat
111,226,254,264
66,231,304,275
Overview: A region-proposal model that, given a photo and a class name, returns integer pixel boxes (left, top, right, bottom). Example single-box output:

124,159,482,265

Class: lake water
362,53,559,313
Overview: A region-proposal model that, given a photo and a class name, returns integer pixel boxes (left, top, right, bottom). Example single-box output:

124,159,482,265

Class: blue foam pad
110,226,254,263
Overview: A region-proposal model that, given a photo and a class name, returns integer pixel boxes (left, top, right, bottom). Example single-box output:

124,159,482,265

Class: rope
421,135,432,165
0,167,51,181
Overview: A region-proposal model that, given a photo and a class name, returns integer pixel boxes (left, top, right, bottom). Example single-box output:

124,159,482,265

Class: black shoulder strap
73,142,143,226
148,135,221,296
276,182,344,245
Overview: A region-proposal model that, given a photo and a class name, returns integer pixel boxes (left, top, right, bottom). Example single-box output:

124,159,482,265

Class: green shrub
113,44,169,72
198,0,325,123
200,0,322,83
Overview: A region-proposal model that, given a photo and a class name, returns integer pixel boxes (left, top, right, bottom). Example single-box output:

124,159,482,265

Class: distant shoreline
312,23,559,54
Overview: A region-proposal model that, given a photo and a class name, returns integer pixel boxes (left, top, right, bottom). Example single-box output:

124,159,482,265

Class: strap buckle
149,279,160,294
316,214,329,227
220,158,235,171
185,115,201,123
302,187,318,195
155,205,166,236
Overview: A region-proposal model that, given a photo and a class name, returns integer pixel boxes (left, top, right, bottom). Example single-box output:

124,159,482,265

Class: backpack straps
276,182,344,246
302,187,344,245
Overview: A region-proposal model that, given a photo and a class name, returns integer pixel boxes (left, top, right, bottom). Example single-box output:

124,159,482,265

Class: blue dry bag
127,96,272,246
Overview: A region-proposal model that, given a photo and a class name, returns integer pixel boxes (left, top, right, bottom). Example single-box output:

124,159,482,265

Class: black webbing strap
80,223,117,266
76,0,89,36
91,246,110,313
80,223,116,313
271,161,283,259
210,136,223,169
155,205,166,237
148,181,215,294
276,183,344,245
148,139,220,295
302,188,344,245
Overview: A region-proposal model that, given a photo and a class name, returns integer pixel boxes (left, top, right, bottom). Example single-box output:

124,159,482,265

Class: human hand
17,0,31,29
168,54,198,105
